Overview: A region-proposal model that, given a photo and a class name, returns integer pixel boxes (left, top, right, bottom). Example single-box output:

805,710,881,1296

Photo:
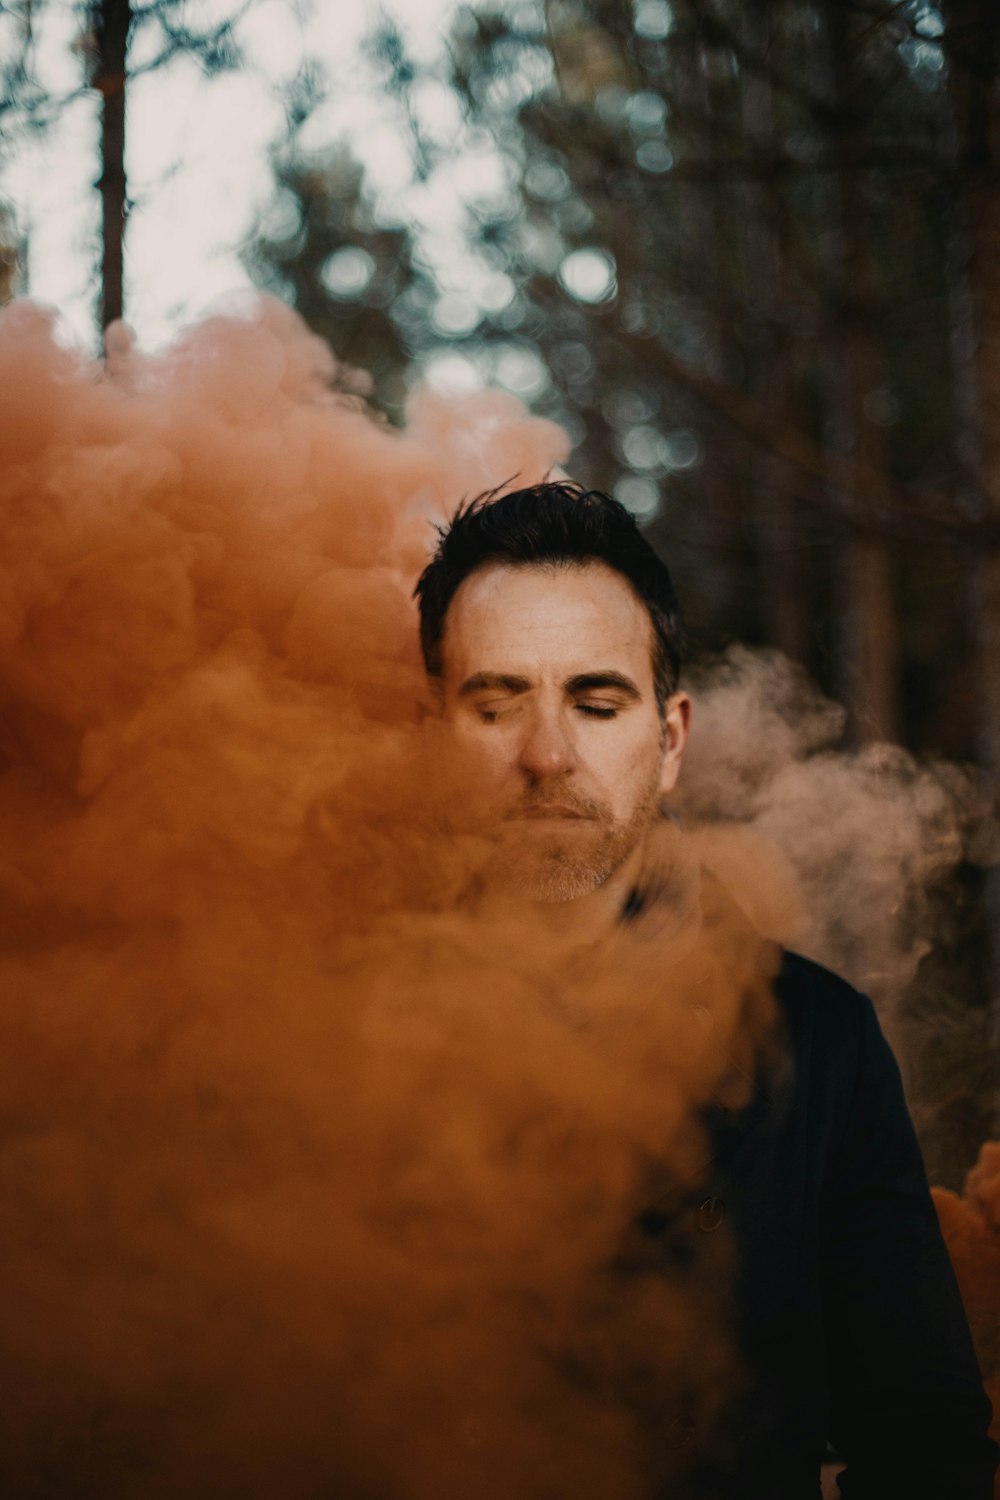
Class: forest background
2,0,1000,1186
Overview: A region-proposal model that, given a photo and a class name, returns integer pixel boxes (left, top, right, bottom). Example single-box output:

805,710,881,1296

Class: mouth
515,806,591,821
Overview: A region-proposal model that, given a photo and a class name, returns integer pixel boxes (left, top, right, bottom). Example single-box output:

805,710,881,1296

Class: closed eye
576,703,618,719
475,702,514,723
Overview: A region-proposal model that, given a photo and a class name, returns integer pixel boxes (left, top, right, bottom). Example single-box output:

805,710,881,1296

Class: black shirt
634,951,997,1498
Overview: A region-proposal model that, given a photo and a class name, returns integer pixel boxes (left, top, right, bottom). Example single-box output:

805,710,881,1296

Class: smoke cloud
934,1145,1000,1446
679,647,985,1026
0,295,993,1495
0,296,770,1498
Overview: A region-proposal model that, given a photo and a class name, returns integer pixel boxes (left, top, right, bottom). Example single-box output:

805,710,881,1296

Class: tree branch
637,332,1000,547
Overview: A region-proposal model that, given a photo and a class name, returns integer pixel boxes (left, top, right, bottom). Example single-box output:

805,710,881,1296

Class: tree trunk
941,0,1000,1076
673,0,743,633
91,0,132,335
0,206,18,305
821,0,900,745
741,0,810,665
942,0,1000,767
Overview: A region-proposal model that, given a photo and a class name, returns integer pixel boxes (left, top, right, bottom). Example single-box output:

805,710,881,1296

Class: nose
518,706,577,780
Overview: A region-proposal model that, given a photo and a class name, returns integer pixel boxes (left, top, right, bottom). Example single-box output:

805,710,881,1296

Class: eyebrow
457,672,532,698
457,670,642,700
566,672,642,700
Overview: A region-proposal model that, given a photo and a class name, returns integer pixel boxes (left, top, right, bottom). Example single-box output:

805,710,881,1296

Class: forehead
441,560,655,683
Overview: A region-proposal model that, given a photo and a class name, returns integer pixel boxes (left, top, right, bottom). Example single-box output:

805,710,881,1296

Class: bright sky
0,0,486,354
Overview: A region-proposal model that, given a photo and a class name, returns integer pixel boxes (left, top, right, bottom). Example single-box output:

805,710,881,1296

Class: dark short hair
414,481,684,710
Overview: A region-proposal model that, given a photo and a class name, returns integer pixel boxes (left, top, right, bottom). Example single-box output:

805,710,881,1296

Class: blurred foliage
244,70,436,421
0,0,252,129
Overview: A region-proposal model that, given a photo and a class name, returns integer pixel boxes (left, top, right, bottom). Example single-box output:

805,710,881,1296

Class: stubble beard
487,777,663,904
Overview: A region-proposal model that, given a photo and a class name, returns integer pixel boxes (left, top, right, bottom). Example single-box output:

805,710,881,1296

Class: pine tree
245,125,434,422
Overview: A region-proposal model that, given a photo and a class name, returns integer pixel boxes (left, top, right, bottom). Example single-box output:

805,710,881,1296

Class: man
414,480,998,1498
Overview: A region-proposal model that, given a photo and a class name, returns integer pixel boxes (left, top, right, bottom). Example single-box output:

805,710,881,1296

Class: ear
659,691,691,796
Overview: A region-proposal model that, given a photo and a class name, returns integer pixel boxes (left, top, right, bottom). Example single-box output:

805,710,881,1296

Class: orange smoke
0,296,768,1498
934,1145,1000,1455
1,293,994,1497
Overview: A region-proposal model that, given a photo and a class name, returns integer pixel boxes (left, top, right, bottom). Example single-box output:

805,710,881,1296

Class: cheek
448,723,520,784
588,733,662,808
628,751,665,803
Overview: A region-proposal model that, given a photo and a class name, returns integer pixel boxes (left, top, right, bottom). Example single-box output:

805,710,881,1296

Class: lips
516,805,591,820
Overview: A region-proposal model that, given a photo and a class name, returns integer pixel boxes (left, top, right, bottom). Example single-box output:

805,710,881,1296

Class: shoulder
768,951,904,1149
774,948,867,1008
773,949,878,1057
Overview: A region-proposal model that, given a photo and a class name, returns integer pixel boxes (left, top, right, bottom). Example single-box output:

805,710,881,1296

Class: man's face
436,559,689,903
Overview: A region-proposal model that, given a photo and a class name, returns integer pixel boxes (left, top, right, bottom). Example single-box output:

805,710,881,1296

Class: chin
490,829,632,904
508,863,606,904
